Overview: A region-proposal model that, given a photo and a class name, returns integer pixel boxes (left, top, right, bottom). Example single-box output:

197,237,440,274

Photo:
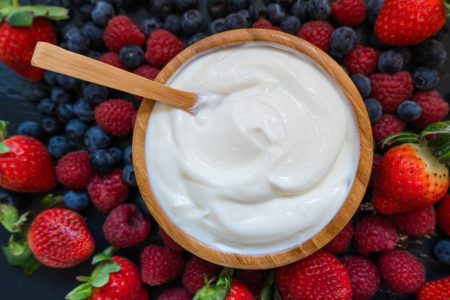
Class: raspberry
103,16,145,52
252,18,280,30
354,215,398,254
370,72,413,113
94,99,135,137
331,0,366,27
182,256,222,295
145,29,184,67
159,228,184,253
369,153,382,188
133,65,160,80
341,256,380,300
103,204,151,248
389,206,436,236
55,150,93,189
412,90,449,129
158,287,191,300
372,114,406,143
234,269,269,296
437,195,450,236
100,52,125,69
140,245,185,286
324,222,353,254
344,45,380,75
417,276,450,300
297,21,334,52
88,169,129,213
378,249,425,295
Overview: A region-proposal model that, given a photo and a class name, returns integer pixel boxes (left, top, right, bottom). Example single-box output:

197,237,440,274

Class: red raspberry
158,287,191,300
354,215,397,254
370,72,413,113
234,269,269,296
341,256,380,300
136,288,149,300
145,29,184,67
159,228,184,253
378,249,425,295
182,256,222,295
88,169,129,213
369,153,382,188
297,21,334,52
344,45,380,75
140,245,185,286
325,222,353,254
331,0,366,27
252,18,280,30
388,206,436,236
412,90,449,129
417,276,450,300
55,150,93,189
103,16,145,52
372,114,406,143
103,204,151,248
133,65,160,80
95,99,135,137
437,195,450,236
100,52,125,69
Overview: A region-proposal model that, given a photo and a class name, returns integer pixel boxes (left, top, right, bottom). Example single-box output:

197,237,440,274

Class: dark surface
0,2,450,300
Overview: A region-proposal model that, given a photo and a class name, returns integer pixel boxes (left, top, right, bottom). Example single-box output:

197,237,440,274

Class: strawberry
416,276,450,300
0,122,56,192
372,121,450,214
375,0,448,46
66,248,146,300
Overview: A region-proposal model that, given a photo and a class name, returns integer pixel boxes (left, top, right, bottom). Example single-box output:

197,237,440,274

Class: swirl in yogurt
146,44,359,254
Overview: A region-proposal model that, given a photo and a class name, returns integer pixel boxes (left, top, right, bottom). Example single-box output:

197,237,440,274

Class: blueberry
164,15,181,34
91,1,115,26
41,117,61,136
17,121,43,139
434,240,450,266
52,87,71,104
37,98,56,116
120,45,144,69
187,32,208,46
396,100,422,122
64,28,90,54
150,0,173,18
56,103,74,123
306,0,330,20
291,0,309,21
88,50,102,60
112,0,132,7
91,0,113,4
249,0,266,19
57,74,80,90
90,149,115,173
141,17,163,36
180,9,204,34
364,98,383,123
330,50,344,62
63,191,90,211
209,18,226,34
351,74,372,99
44,71,58,85
74,99,95,121
366,0,384,24
413,39,447,68
108,147,123,164
80,4,94,20
48,135,71,160
229,0,248,12
280,16,301,34
83,84,108,105
225,12,248,29
266,3,285,25
84,126,111,151
122,164,136,186
81,22,104,48
65,119,88,140
136,194,152,219
173,0,197,11
24,85,47,103
208,0,228,19
0,188,24,208
278,0,296,7
378,50,404,74
331,27,357,55
413,67,439,90
123,145,132,164
238,9,251,23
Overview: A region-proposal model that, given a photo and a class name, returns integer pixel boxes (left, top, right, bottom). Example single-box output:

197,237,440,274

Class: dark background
0,1,449,299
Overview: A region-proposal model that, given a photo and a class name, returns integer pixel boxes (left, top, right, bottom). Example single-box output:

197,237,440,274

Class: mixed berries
0,0,449,299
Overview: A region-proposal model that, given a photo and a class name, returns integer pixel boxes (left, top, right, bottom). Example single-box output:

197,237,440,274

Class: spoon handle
31,42,197,111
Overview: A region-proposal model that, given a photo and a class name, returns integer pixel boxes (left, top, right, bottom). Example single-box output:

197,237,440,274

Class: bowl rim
133,29,373,269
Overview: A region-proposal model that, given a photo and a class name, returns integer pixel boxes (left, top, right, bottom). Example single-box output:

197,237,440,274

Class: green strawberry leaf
0,204,19,233
41,194,63,209
0,142,9,154
76,276,92,283
65,282,93,300
6,9,33,26
274,288,282,300
194,268,232,300
91,262,121,288
381,131,419,149
92,246,115,264
29,5,69,20
2,236,40,275
259,270,275,300
0,120,9,141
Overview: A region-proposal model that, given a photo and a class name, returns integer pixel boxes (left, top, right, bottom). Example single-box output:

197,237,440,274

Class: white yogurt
146,44,359,255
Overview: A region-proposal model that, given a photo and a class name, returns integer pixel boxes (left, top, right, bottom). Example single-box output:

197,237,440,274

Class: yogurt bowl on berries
133,29,373,269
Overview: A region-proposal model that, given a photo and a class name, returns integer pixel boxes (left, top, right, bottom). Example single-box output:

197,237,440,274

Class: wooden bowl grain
133,29,373,269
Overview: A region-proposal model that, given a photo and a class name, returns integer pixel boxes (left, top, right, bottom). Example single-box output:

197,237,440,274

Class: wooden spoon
31,42,200,112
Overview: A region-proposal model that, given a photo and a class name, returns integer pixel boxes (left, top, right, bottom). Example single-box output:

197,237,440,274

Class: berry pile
0,0,449,299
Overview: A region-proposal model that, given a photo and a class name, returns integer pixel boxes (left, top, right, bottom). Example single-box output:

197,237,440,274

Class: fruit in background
416,276,450,300
354,215,397,254
297,20,334,52
412,90,449,129
437,195,450,236
341,255,380,300
182,256,222,295
88,169,129,213
389,205,436,236
158,287,191,300
140,245,185,286
324,222,353,254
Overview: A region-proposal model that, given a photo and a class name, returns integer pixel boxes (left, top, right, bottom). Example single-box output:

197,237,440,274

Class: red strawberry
297,21,334,52
145,29,184,67
100,52,125,69
55,150,94,189
103,16,145,52
0,125,56,192
182,256,222,295
133,64,160,80
94,99,136,137
159,228,184,253
341,256,380,300
225,281,255,300
158,287,191,300
343,45,380,75
375,0,447,46
354,215,397,254
372,114,406,143
28,208,94,268
140,245,185,286
88,169,129,213
324,222,353,254
389,205,436,236
412,90,449,129
331,0,366,27
437,195,450,236
416,276,450,300
370,72,414,113
194,272,255,300
276,250,352,300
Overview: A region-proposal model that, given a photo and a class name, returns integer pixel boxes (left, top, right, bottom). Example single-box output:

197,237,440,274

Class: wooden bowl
133,29,373,269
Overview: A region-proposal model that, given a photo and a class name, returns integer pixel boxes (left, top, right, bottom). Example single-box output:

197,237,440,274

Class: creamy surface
146,44,359,254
